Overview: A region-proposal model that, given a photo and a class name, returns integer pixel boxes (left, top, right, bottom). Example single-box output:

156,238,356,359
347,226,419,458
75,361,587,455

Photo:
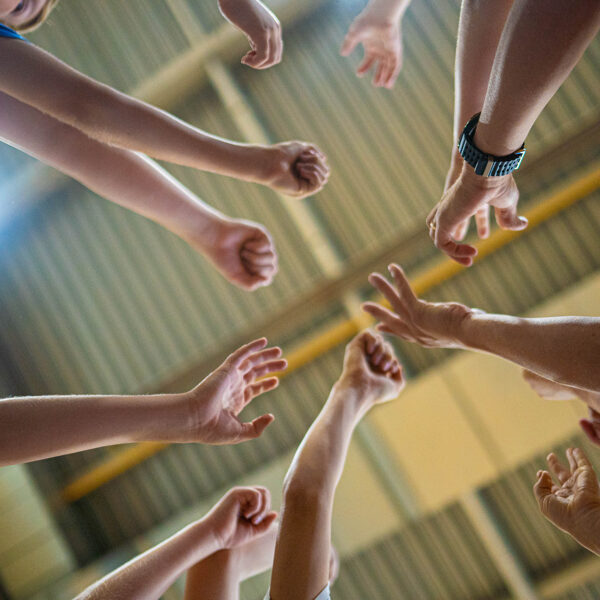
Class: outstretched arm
363,264,600,392
0,92,277,290
428,0,600,264
269,331,404,600
444,0,513,240
0,338,285,466
0,40,328,197
75,487,276,600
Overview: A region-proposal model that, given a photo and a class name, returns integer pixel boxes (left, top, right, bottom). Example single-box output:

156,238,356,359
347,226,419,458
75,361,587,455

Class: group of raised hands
1,0,600,597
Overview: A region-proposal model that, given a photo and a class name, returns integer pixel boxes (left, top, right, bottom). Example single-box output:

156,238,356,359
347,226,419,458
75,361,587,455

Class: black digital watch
458,113,526,177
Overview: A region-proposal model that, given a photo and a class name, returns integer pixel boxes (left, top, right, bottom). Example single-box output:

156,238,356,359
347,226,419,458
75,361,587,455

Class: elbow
282,471,330,511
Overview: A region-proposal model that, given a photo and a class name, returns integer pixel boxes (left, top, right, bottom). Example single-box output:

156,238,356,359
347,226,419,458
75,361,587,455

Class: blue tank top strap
0,23,27,41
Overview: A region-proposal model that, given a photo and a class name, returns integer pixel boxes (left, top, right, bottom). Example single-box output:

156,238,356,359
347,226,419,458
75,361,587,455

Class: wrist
189,519,224,558
132,392,192,443
365,0,409,21
473,121,523,158
458,159,512,190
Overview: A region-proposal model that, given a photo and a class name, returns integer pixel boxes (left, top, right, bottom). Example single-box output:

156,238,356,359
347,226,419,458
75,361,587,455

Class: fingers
546,452,571,484
240,246,278,289
295,150,330,191
242,486,271,524
243,358,287,382
237,413,275,442
566,447,578,474
427,207,478,267
240,346,282,370
573,446,593,470
227,338,269,368
453,219,470,242
367,273,405,317
340,30,360,56
494,204,528,232
388,264,418,307
245,376,279,401
475,206,490,239
361,301,413,340
357,54,376,77
242,19,283,70
533,470,556,514
360,330,401,377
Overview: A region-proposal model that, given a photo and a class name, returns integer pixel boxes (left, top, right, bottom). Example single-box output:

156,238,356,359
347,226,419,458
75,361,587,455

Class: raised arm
363,264,600,392
443,0,513,240
340,0,411,89
428,0,600,264
269,331,404,600
0,40,329,198
0,338,286,466
0,92,278,290
75,486,276,600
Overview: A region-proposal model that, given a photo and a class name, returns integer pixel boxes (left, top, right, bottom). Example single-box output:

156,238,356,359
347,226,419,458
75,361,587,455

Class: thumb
533,470,555,514
237,414,275,442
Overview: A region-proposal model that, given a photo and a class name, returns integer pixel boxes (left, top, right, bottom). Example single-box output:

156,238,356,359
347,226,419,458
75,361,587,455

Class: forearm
475,0,600,155
0,42,268,180
76,520,220,600
0,92,227,243
184,550,240,600
459,314,600,392
272,385,361,600
283,384,363,498
0,393,185,465
453,0,514,146
362,0,411,22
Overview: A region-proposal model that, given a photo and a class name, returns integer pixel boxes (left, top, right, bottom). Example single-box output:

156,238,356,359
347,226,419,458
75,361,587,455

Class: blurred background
1,0,600,598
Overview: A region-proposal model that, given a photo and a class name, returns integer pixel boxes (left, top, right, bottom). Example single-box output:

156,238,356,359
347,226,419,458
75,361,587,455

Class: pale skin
0,91,277,290
269,330,405,600
428,0,600,265
534,448,600,557
73,486,277,600
362,263,600,392
340,0,411,89
0,338,286,466
0,6,329,199
184,518,278,600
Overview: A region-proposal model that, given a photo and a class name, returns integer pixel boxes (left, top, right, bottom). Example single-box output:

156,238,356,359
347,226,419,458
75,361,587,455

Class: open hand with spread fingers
337,330,405,408
195,217,278,291
341,2,404,89
204,486,278,550
426,164,526,266
218,0,283,69
181,338,287,444
362,263,473,349
534,448,600,555
262,142,330,198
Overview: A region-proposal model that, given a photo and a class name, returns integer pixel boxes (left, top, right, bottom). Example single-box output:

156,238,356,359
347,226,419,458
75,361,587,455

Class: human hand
182,338,286,444
363,263,474,349
204,486,278,550
337,330,404,406
218,0,282,69
426,163,527,266
534,448,600,555
522,370,600,446
341,3,403,88
261,142,330,198
198,217,278,291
